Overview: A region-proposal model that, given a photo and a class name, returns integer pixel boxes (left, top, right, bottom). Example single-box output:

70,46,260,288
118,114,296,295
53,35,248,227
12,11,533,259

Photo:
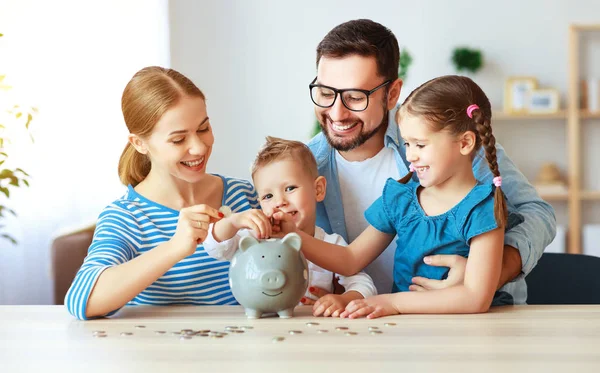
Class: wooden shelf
540,193,569,201
495,110,600,121
581,190,600,200
495,111,566,120
572,24,600,31
581,111,600,119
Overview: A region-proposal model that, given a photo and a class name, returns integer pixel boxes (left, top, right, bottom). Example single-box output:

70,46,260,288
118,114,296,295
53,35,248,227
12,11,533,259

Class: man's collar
384,104,401,148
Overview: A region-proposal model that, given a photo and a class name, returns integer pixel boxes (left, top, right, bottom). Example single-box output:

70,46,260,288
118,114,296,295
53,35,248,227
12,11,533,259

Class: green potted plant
451,47,484,74
0,32,36,245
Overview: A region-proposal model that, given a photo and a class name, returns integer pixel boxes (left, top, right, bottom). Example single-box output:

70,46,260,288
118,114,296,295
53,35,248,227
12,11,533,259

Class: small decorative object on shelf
533,162,568,196
504,76,537,113
580,78,600,112
527,89,560,114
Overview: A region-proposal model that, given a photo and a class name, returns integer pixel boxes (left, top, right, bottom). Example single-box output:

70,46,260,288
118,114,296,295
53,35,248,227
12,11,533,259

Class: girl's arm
342,227,504,318
293,225,395,276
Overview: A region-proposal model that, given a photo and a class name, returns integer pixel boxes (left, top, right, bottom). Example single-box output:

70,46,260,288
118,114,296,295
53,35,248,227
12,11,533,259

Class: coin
384,322,397,327
335,326,349,331
219,205,233,218
368,326,379,331
134,325,146,329
305,322,320,327
240,326,254,330
288,330,303,335
272,337,285,343
370,330,383,335
120,332,133,337
317,330,329,334
345,331,358,336
155,330,166,335
180,335,192,340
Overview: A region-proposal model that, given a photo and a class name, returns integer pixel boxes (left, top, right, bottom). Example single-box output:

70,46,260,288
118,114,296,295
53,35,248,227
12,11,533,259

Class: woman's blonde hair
118,66,206,186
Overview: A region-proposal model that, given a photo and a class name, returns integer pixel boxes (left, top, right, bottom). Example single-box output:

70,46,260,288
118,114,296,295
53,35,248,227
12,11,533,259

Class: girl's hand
270,210,298,237
172,204,223,257
299,286,329,306
227,209,273,239
339,295,399,319
312,294,349,317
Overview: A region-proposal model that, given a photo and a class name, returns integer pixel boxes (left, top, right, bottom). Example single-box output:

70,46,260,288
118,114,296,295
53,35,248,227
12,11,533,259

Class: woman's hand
409,255,467,291
339,294,399,319
172,204,223,257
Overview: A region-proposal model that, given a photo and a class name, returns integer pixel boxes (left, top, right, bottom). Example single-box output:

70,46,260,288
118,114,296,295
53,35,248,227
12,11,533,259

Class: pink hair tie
493,176,502,187
409,164,415,172
466,104,479,119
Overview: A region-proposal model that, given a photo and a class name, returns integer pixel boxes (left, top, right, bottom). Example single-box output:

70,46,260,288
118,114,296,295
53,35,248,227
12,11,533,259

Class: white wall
170,0,600,228
0,0,170,304
2,0,600,304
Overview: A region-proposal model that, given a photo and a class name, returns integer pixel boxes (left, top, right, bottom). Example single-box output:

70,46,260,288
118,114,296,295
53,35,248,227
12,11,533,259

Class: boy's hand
270,210,298,236
229,209,273,239
339,294,399,319
312,291,364,318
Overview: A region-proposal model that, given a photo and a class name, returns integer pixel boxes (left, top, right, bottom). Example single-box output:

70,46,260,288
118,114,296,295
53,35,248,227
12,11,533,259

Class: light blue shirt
308,105,556,304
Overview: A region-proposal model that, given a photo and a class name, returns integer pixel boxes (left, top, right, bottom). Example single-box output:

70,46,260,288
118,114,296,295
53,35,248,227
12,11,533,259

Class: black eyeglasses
309,77,391,112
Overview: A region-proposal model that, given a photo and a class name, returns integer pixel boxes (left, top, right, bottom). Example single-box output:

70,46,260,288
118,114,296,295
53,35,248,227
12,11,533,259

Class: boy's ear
128,134,148,155
314,176,327,202
459,131,476,156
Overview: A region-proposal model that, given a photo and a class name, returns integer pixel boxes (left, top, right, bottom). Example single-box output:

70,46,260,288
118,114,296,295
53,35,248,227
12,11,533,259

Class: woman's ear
314,176,327,202
459,131,477,156
128,134,148,155
387,79,403,110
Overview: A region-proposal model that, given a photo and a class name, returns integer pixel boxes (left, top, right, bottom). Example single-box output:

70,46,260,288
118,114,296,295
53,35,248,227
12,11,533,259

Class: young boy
204,136,377,317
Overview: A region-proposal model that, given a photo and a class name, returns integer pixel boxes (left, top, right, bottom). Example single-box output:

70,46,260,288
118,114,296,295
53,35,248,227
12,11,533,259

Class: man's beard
319,108,388,152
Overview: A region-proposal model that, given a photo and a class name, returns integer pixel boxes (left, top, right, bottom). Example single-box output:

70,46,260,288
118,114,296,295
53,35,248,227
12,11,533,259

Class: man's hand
409,254,467,291
409,245,523,291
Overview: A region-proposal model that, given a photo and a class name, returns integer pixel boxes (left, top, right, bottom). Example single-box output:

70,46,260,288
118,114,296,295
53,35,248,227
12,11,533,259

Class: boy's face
253,159,325,236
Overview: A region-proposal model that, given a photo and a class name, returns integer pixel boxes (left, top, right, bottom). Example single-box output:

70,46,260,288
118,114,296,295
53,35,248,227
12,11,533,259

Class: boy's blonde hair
251,136,319,180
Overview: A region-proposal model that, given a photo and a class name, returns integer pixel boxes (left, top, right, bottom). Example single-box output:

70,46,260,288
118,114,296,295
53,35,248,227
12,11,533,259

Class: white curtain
0,0,170,304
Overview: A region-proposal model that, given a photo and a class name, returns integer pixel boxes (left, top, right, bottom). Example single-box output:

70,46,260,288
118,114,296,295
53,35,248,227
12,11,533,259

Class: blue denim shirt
307,105,557,304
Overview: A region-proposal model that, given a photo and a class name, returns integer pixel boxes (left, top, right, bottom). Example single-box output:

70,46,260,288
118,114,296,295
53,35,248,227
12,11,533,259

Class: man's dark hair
316,19,400,82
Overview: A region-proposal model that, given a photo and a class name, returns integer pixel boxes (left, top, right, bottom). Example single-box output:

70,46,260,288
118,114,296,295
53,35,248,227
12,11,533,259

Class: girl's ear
459,131,477,156
314,176,327,202
386,79,403,110
128,134,148,155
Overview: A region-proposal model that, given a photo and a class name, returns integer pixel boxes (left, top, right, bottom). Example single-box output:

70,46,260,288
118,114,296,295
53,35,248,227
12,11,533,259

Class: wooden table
1,305,599,372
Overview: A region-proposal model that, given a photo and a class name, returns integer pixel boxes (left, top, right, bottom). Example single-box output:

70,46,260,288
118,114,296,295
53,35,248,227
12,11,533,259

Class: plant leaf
0,234,18,245
0,186,9,198
16,168,29,176
22,179,29,187
15,112,22,119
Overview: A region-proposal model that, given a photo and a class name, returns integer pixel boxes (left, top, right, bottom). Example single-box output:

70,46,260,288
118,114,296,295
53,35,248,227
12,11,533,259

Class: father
306,19,556,304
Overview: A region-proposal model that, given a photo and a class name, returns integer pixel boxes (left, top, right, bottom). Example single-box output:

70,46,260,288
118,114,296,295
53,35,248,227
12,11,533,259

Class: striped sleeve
64,202,137,320
222,177,259,212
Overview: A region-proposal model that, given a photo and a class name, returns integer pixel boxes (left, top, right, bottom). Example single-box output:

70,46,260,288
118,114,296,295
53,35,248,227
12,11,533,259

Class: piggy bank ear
282,233,302,252
239,236,259,252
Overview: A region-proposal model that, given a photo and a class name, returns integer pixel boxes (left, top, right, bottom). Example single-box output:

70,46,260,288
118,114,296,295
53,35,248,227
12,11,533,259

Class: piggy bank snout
259,270,287,290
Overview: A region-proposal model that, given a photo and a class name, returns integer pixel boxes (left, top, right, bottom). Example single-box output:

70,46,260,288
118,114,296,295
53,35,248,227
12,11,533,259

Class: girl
65,66,271,320
274,75,522,318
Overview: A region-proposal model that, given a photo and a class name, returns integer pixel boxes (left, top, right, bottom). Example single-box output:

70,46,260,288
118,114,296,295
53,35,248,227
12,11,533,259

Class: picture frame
527,89,560,114
504,76,537,113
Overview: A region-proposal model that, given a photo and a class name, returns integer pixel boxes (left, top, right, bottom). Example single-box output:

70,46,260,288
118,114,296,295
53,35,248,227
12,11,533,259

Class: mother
65,66,268,320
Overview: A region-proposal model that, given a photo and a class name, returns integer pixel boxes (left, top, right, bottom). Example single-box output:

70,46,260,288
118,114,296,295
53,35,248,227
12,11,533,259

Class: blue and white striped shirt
65,175,259,320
